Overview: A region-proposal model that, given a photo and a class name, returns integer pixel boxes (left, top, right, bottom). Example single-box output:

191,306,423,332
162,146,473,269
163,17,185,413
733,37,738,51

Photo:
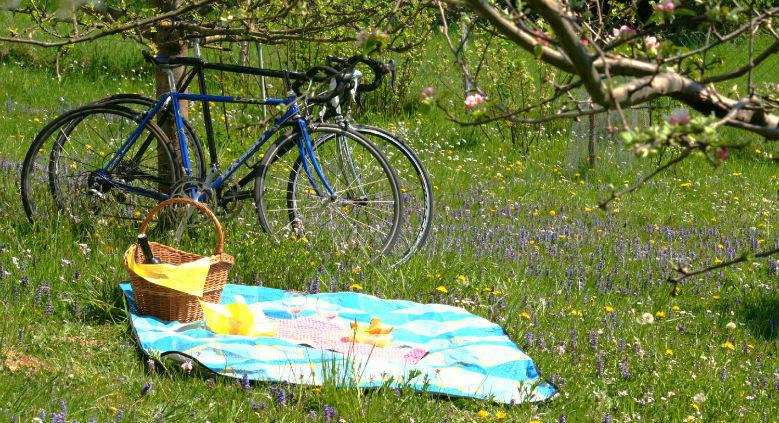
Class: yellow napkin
199,295,279,337
126,246,211,297
347,318,394,347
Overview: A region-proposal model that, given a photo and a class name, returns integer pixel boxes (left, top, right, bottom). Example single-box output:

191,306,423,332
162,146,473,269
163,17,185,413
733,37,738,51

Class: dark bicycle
21,50,403,261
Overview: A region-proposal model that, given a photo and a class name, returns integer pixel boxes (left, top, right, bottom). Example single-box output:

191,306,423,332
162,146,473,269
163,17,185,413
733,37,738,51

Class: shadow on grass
737,293,779,340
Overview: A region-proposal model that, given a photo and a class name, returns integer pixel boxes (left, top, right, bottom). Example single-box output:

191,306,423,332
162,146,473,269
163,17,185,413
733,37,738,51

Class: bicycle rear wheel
22,104,178,224
255,126,402,262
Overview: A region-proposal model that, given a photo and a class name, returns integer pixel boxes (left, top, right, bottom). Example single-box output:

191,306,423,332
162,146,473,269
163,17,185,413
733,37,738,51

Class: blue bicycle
21,53,403,259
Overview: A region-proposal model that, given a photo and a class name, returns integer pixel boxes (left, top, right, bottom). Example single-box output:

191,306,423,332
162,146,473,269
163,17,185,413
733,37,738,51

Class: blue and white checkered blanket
122,283,557,404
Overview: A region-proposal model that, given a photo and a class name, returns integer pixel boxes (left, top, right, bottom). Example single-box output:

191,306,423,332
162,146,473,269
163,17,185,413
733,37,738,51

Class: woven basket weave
124,198,234,322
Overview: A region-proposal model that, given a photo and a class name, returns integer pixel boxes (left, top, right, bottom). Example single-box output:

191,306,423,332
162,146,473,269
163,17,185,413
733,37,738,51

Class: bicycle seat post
192,37,202,59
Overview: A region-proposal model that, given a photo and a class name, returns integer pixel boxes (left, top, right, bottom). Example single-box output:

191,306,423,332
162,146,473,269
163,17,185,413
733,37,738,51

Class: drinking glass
316,299,339,321
282,291,306,319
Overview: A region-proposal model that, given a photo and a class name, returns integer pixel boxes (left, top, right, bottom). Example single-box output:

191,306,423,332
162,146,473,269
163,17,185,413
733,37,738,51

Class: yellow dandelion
495,411,507,420
350,283,362,291
477,409,490,418
436,286,448,294
712,295,721,301
132,210,141,218
655,311,666,318
520,312,531,320
680,182,693,188
570,309,583,317
671,305,680,311
456,275,467,282
721,341,735,350
691,403,700,412
584,207,593,212
665,348,673,356
713,258,723,264
352,265,361,274
548,210,556,217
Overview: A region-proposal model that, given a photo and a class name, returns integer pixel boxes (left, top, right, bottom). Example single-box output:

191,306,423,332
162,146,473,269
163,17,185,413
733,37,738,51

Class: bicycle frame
98,59,335,203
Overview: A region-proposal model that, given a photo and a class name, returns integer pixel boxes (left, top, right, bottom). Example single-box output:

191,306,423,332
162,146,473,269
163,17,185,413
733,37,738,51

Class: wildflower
464,94,485,109
495,411,507,420
241,373,251,390
655,311,666,319
726,322,737,330
570,309,583,317
140,382,152,396
603,305,615,313
712,295,721,301
323,405,337,421
350,283,363,291
690,403,699,411
667,109,690,125
521,312,531,320
638,312,654,325
456,275,467,282
692,393,706,404
716,148,729,161
671,306,680,311
722,341,735,350
548,210,556,216
436,286,448,294
181,360,193,373
680,181,693,188
477,409,490,418
665,348,673,356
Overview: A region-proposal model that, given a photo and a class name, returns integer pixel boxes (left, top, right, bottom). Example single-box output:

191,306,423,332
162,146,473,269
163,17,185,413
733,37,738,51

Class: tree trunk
152,0,187,190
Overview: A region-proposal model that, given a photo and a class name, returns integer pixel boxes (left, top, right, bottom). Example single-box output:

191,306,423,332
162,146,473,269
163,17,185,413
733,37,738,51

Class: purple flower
141,382,152,396
323,405,337,421
241,373,251,391
271,384,287,406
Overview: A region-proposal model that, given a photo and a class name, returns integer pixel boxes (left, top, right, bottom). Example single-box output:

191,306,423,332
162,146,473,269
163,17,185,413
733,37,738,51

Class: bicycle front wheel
24,104,178,224
255,126,402,262
313,124,433,266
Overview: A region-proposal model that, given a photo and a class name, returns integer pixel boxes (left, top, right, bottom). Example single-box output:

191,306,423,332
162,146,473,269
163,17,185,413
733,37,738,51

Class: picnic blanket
121,283,557,404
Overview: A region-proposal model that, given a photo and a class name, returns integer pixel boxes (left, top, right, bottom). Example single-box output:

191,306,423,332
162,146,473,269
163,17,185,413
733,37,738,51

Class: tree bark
152,0,188,189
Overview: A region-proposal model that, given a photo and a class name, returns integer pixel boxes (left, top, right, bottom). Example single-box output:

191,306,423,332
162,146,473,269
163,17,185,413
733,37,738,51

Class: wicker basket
124,198,234,322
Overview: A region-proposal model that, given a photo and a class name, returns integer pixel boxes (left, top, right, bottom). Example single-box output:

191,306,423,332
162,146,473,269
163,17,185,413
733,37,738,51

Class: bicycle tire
255,126,402,261
22,104,179,224
21,95,206,222
313,123,433,266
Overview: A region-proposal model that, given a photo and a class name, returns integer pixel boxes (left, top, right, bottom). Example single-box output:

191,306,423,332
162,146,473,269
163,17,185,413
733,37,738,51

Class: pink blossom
654,0,675,12
534,29,550,47
644,36,660,50
612,25,636,40
716,148,729,161
667,109,690,125
464,94,485,109
422,86,435,97
775,83,779,91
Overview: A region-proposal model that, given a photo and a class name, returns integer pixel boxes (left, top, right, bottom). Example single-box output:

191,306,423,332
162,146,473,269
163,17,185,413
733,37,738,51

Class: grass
0,33,778,423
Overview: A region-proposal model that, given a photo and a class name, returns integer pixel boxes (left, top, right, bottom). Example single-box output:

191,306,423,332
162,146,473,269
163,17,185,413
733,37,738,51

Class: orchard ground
0,36,778,422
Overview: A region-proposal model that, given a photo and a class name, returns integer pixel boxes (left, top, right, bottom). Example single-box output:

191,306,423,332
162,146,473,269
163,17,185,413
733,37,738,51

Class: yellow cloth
126,247,211,297
199,295,279,337
348,317,394,347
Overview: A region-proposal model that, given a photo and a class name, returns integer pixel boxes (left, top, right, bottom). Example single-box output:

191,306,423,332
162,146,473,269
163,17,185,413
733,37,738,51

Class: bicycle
21,52,403,260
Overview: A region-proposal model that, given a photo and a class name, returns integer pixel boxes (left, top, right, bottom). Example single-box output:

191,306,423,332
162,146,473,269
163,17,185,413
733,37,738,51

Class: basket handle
138,198,225,255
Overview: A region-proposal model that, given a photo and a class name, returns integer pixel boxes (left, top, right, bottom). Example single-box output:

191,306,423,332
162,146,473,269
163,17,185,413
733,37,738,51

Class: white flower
638,312,655,325
726,321,737,330
692,393,706,404
181,360,194,373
